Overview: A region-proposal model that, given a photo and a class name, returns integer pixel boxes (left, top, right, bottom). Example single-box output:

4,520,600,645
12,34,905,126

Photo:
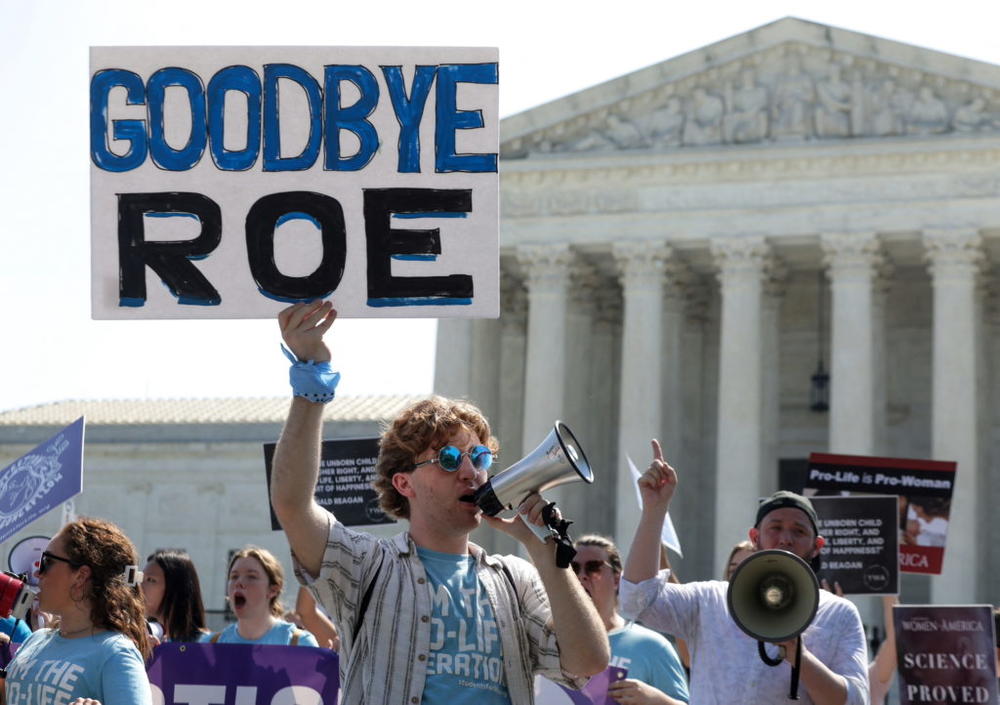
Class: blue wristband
281,344,341,404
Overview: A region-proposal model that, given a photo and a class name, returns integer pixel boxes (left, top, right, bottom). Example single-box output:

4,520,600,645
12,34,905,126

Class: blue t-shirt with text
417,546,509,704
5,629,151,705
610,622,690,702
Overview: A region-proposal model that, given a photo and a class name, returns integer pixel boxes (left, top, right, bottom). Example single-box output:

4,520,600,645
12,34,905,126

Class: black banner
264,437,396,530
812,495,899,595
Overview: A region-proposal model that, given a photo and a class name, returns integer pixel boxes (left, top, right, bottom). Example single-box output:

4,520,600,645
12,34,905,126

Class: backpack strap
290,629,303,646
352,552,384,642
209,632,222,644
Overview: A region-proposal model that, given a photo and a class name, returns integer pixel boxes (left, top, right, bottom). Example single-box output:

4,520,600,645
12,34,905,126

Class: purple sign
0,417,84,544
536,667,628,705
894,604,998,705
148,643,339,704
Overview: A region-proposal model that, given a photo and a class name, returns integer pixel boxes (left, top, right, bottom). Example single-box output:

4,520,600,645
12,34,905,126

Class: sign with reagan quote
812,495,898,595
264,437,394,529
90,46,499,319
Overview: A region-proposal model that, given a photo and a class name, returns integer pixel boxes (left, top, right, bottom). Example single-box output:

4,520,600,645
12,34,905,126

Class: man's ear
812,535,826,556
748,527,761,550
392,472,416,499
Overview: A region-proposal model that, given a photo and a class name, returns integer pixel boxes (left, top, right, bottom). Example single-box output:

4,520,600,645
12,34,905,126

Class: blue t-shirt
609,622,690,703
417,546,509,704
5,629,151,705
0,617,32,645
200,620,318,646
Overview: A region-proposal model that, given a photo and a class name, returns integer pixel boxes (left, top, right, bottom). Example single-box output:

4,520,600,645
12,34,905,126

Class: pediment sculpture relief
509,46,1000,156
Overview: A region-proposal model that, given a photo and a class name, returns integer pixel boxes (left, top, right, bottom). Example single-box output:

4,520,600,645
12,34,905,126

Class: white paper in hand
628,455,683,558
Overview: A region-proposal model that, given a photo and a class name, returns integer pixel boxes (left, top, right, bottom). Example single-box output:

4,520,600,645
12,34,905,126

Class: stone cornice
501,143,1000,218
502,142,1000,186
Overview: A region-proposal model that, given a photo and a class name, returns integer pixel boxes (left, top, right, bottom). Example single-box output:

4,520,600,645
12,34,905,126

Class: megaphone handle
526,520,556,544
757,641,784,666
788,637,802,700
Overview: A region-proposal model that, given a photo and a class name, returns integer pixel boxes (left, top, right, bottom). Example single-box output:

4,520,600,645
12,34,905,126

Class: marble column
661,277,687,471
613,241,671,547
925,228,984,603
497,275,528,463
872,264,893,455
711,236,771,568
433,319,473,397
590,286,623,539
821,232,884,455
516,244,573,457
760,262,787,494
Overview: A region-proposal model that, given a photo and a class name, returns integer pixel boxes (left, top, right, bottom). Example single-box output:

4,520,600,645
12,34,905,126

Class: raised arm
871,595,899,685
270,302,338,578
624,439,678,584
485,497,610,677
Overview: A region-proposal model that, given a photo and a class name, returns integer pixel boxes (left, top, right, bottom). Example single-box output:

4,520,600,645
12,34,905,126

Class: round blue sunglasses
413,445,495,472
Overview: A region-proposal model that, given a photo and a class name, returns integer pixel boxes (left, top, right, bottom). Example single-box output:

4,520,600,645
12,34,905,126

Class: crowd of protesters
0,302,922,705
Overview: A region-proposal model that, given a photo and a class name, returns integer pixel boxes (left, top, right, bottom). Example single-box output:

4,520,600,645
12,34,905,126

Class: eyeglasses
571,559,613,576
38,551,81,575
413,445,495,473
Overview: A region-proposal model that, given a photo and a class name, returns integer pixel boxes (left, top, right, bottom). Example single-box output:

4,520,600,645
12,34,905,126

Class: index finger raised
651,438,665,462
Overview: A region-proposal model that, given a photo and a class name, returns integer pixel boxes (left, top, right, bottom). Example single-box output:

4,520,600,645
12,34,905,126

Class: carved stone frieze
502,44,1000,158
499,148,1000,218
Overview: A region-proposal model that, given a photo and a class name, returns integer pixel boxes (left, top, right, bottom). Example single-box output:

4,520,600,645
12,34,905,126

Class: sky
3,0,1000,412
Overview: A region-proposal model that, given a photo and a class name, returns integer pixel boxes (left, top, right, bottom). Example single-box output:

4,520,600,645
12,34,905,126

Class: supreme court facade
435,18,1000,604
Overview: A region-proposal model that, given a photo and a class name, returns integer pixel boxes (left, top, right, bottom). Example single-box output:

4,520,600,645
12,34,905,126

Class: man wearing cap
620,440,868,705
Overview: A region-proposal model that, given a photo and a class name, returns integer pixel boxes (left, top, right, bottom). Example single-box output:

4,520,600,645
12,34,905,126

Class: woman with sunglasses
203,547,318,647
571,535,689,705
141,549,209,643
2,518,152,705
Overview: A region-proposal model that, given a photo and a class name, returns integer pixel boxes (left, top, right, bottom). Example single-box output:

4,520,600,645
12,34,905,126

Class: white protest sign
90,46,499,319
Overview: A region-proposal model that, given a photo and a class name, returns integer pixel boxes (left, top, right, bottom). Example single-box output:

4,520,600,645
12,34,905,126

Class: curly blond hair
62,518,151,659
374,396,499,519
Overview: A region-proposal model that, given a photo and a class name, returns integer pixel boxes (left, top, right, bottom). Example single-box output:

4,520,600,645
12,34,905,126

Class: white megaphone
471,421,593,548
727,549,819,700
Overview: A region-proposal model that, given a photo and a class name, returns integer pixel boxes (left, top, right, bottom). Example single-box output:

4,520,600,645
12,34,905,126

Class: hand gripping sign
90,46,499,319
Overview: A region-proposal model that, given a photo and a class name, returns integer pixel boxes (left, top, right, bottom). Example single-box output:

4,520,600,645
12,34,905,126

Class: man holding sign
621,441,869,705
269,302,608,705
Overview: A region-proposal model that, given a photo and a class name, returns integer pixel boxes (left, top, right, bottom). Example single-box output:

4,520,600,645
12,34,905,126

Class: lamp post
810,271,829,412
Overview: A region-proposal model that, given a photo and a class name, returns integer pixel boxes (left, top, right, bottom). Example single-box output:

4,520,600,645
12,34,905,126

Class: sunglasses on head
38,551,81,575
413,445,495,472
571,559,613,576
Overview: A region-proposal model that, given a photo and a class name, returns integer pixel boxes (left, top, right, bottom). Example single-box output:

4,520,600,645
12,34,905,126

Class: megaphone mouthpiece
472,421,593,516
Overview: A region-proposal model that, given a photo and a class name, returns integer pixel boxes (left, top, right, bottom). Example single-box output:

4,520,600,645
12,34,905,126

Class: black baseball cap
755,490,819,537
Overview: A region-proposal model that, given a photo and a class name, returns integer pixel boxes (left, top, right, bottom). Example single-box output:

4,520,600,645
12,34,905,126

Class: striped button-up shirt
295,512,586,705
